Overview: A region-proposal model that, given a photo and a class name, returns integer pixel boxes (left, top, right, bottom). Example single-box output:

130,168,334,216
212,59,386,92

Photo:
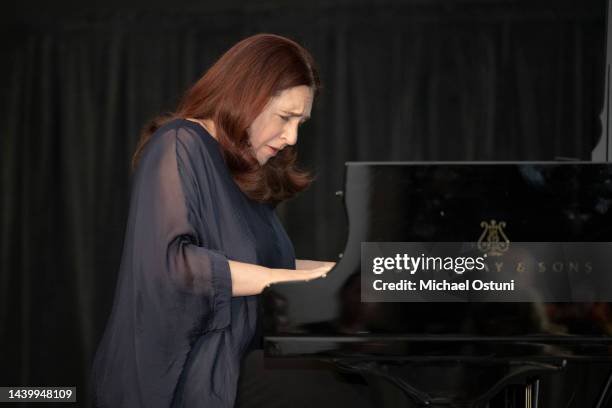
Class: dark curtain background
0,1,606,406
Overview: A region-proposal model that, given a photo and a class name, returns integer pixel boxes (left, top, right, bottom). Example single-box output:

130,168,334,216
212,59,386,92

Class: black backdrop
0,1,607,406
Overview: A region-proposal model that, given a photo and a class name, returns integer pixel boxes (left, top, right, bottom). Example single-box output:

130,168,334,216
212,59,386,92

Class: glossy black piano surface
263,162,612,362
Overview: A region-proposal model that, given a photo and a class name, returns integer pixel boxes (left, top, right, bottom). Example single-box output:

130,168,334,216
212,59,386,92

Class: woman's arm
228,259,334,296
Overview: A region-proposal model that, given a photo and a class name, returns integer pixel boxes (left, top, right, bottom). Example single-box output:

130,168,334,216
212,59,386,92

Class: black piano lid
263,161,612,361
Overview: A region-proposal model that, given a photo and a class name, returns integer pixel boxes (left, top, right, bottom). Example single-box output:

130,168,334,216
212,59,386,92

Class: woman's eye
279,115,290,122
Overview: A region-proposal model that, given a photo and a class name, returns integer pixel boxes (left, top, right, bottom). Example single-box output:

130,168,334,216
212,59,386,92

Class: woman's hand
228,260,335,296
295,259,336,271
266,260,336,288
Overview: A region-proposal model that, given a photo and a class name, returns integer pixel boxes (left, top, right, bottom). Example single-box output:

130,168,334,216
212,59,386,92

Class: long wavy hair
131,33,321,204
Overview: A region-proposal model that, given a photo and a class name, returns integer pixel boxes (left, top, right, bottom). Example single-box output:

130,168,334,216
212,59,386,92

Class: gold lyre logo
477,220,510,256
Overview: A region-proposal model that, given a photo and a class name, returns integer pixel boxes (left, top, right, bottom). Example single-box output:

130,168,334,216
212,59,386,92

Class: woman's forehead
273,86,313,110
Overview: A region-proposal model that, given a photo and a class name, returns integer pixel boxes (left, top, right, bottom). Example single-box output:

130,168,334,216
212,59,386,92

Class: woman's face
248,85,314,165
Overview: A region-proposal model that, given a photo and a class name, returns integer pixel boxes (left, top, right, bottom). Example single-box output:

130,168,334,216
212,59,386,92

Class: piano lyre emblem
477,219,510,256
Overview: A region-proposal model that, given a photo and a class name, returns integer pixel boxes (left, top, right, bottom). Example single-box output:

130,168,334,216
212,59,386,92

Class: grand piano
258,0,612,405
261,162,612,408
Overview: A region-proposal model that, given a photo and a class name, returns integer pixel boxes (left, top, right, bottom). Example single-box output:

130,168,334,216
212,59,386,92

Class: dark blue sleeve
137,126,233,331
92,125,233,407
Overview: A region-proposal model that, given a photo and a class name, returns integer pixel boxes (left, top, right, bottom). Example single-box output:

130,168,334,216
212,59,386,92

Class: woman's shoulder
134,119,219,176
147,118,223,159
153,118,214,144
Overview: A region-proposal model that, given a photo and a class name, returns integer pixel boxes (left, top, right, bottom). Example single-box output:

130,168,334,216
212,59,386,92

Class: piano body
262,162,612,408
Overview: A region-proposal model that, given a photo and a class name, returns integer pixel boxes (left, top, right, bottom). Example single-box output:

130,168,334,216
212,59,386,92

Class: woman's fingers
295,259,337,271
268,264,334,286
297,263,334,281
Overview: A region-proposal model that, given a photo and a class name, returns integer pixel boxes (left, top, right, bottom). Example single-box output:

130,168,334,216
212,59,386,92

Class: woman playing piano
90,33,334,408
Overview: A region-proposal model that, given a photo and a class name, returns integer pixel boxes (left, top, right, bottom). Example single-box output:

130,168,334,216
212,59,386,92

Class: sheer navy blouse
90,118,296,407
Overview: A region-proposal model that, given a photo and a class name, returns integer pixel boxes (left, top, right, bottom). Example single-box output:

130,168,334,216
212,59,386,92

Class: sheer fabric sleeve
127,126,232,405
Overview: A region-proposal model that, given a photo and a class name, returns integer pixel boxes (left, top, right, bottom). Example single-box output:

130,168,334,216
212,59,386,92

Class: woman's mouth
268,146,279,155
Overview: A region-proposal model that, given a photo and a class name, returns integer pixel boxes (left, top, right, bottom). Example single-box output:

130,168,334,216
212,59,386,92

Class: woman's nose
283,125,298,146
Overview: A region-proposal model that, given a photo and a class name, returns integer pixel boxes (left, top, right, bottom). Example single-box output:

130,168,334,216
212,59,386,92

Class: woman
90,33,334,407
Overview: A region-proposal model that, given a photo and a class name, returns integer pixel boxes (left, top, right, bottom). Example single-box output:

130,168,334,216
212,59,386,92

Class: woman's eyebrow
281,110,310,120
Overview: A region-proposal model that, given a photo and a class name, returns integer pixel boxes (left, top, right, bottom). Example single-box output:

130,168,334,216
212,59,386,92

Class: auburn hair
131,33,321,205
